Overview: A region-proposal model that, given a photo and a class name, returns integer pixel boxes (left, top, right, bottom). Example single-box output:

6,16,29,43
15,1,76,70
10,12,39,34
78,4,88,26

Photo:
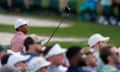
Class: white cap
88,33,110,47
7,54,30,65
45,44,66,58
28,57,51,72
14,19,29,29
118,47,120,53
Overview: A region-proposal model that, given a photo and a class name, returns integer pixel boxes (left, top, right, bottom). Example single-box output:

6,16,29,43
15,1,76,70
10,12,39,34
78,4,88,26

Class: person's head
66,46,85,66
28,57,51,72
29,34,41,43
24,37,44,55
1,54,11,65
44,44,66,66
24,37,34,51
7,54,29,72
100,45,120,66
82,47,98,67
14,19,29,34
0,45,6,59
88,33,110,50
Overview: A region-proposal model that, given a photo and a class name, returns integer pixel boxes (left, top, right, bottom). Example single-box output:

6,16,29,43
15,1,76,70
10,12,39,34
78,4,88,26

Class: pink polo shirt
10,31,27,53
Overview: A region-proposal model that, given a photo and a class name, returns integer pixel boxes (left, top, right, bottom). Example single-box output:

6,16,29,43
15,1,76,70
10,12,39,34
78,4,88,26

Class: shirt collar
16,31,25,35
103,64,117,71
82,66,96,71
26,52,39,56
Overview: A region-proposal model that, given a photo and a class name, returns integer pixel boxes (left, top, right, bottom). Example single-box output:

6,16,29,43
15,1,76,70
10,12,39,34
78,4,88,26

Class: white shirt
0,60,2,69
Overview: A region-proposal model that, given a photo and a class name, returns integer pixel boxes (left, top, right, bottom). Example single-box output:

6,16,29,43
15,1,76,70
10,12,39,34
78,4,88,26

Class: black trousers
111,3,120,21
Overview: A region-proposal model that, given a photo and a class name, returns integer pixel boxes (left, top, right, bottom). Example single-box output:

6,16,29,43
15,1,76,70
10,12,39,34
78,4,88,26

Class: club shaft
45,16,65,45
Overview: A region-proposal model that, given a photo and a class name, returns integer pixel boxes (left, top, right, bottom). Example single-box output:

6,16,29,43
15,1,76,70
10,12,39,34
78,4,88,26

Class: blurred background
0,0,120,49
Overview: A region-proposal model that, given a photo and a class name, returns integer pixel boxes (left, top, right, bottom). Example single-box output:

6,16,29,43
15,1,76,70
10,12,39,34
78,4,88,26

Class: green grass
0,12,120,47
1,0,120,48
0,19,120,47
48,41,88,48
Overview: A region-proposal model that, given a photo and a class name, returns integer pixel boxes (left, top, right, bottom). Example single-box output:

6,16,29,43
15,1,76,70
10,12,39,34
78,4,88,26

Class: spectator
22,0,41,14
88,33,109,49
12,0,31,13
0,0,13,12
24,37,44,62
100,0,114,25
7,54,29,72
10,19,29,54
100,45,120,72
59,0,68,13
23,0,31,13
111,0,120,25
29,34,45,45
0,64,21,72
28,57,51,72
88,33,110,72
0,45,6,68
7,0,13,11
81,47,98,72
66,46,86,72
79,0,98,21
44,44,67,72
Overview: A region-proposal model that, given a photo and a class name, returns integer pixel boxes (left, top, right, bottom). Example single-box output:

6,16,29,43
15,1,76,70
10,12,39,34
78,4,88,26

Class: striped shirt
10,31,26,53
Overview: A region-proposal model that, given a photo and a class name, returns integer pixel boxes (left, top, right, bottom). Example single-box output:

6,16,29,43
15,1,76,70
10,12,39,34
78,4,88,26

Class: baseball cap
14,19,29,29
7,54,30,65
88,33,110,47
45,44,66,58
28,57,51,72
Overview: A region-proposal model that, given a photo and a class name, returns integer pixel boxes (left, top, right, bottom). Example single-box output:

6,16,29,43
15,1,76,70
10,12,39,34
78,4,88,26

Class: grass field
0,13,120,48
0,0,120,48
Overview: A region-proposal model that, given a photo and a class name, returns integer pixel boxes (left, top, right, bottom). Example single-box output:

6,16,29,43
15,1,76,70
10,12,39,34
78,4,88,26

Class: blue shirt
26,52,39,62
80,1,97,11
100,0,112,6
95,50,104,72
102,64,117,72
82,67,97,72
66,66,83,72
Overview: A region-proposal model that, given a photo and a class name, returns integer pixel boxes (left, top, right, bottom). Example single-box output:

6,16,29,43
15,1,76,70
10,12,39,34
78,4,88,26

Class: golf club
45,6,70,46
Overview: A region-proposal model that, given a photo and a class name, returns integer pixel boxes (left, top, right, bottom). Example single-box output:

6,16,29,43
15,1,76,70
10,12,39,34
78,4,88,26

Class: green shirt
100,0,112,6
102,64,117,72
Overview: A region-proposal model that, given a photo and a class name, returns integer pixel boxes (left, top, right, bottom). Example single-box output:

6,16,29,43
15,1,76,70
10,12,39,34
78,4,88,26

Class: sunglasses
85,52,94,55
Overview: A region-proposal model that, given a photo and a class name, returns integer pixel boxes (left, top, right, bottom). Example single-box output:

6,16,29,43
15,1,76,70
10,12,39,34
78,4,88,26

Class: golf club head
64,6,70,14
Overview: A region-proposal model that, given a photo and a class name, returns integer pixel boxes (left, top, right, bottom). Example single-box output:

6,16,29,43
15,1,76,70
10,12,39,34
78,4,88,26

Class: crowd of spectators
0,0,41,14
79,0,120,25
0,0,120,25
0,18,120,72
0,1,120,71
0,0,68,14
